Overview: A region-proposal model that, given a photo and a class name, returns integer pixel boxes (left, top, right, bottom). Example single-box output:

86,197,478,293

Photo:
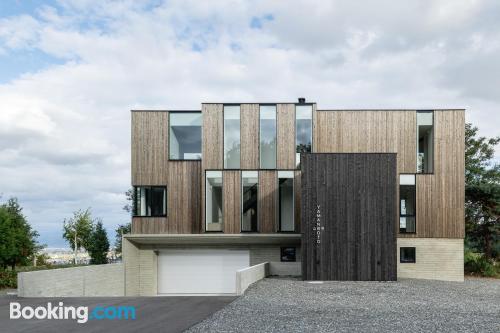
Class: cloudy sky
0,0,499,248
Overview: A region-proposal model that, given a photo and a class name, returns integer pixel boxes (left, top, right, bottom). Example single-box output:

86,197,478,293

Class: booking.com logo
10,302,136,324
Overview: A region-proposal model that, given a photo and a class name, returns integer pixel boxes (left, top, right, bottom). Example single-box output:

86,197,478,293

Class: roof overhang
124,233,302,246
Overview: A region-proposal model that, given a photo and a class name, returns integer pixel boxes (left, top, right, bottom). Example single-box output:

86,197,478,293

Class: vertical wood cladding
223,171,241,234
302,153,397,281
259,171,277,233
202,104,223,170
131,111,169,185
240,104,259,169
277,104,295,169
131,111,201,234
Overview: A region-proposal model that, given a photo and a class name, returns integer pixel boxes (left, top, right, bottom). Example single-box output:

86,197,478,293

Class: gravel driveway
188,277,499,333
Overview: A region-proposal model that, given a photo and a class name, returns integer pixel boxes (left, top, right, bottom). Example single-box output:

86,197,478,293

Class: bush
0,270,17,289
464,249,498,277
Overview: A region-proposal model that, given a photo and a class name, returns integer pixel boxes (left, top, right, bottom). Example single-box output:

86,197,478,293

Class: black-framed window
295,104,312,168
278,171,294,232
206,171,223,231
260,105,277,169
417,110,434,173
169,112,202,160
400,247,416,263
133,186,167,217
241,171,258,232
224,105,241,169
281,247,296,262
399,174,416,233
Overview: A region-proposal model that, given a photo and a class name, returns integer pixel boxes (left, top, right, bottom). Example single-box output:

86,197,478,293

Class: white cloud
0,0,498,246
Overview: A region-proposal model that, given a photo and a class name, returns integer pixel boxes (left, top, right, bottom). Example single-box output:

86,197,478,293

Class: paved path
0,294,236,333
188,277,500,333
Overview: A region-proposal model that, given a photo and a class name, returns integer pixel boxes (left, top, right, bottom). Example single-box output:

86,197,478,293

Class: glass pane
241,171,258,232
400,185,416,216
150,187,166,216
224,106,241,169
417,111,433,173
260,105,276,169
206,171,223,231
295,105,312,167
169,113,202,160
279,177,294,231
134,186,166,216
399,174,415,185
400,247,416,263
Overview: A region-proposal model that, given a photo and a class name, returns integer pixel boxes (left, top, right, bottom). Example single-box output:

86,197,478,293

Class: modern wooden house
123,99,465,295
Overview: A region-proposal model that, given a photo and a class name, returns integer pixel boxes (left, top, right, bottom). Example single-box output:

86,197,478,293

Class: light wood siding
131,112,168,185
407,110,465,238
314,111,416,173
132,161,201,234
294,170,301,233
202,104,223,170
259,171,277,233
223,171,241,234
277,104,295,169
241,104,259,169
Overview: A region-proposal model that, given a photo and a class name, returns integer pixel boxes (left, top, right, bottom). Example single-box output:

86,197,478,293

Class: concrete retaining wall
236,262,269,295
269,262,301,276
18,264,124,297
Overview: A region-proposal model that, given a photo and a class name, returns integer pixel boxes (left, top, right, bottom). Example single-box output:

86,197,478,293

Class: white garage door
158,249,250,295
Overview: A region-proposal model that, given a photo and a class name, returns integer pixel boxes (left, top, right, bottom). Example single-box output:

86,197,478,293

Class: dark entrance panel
301,153,397,281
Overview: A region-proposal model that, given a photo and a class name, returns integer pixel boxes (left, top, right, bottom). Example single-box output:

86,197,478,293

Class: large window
241,171,258,232
417,111,434,173
278,171,294,231
399,174,416,233
169,112,202,160
400,247,416,263
260,105,276,169
295,105,312,167
134,186,167,217
224,105,241,169
206,171,223,231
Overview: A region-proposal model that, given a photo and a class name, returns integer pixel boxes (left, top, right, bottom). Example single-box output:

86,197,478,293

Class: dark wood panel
224,171,241,234
277,104,295,169
241,104,259,169
301,153,397,281
294,170,301,233
258,171,277,233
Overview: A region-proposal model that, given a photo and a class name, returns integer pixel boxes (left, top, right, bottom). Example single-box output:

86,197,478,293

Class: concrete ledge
269,262,301,276
125,234,301,246
236,262,269,295
18,264,124,297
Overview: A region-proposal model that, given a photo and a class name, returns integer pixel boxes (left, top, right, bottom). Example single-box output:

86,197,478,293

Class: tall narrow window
399,174,416,233
206,171,223,231
417,111,434,173
169,112,202,160
295,105,312,167
133,186,167,217
224,105,240,169
278,171,294,231
241,171,258,232
260,105,276,169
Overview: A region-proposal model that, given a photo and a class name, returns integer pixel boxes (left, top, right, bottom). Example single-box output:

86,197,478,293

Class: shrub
0,270,17,289
464,248,498,277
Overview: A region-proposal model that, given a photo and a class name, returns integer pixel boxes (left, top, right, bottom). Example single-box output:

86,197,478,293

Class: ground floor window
134,186,167,217
281,247,296,262
400,247,416,263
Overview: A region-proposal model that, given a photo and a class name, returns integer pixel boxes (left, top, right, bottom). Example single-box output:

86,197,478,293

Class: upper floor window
399,174,416,233
417,111,434,173
278,171,294,232
260,105,277,169
134,186,167,217
295,105,312,167
206,171,223,231
169,112,202,160
241,171,258,232
224,105,241,169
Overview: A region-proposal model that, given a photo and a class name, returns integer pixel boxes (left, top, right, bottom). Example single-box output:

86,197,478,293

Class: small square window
400,247,416,263
281,247,296,262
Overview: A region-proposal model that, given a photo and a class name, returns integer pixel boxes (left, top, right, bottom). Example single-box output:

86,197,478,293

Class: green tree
114,223,131,255
0,198,40,270
465,123,500,259
87,220,109,265
62,209,93,264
